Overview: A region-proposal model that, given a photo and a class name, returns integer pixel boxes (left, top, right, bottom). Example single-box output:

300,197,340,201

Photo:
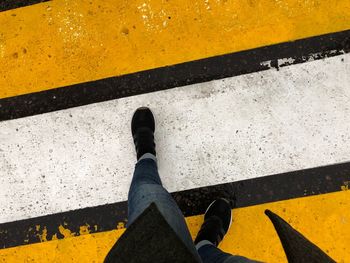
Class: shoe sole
204,198,233,234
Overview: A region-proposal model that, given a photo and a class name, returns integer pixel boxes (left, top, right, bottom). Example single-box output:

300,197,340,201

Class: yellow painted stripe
1,190,349,262
0,0,349,99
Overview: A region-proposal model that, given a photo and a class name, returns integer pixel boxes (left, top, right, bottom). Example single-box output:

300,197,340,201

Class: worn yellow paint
58,225,75,238
341,180,350,191
79,224,91,235
116,222,125,230
0,0,350,99
37,226,48,242
1,191,349,262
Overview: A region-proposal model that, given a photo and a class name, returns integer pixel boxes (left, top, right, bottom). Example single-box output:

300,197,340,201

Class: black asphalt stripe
0,0,49,12
1,29,350,121
1,162,349,249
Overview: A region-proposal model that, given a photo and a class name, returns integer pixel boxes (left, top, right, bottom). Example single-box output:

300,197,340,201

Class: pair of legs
128,108,257,263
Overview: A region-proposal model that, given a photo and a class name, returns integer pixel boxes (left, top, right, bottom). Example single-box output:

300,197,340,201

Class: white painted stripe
1,54,349,223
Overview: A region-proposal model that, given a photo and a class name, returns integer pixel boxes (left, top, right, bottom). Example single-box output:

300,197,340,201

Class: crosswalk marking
1,0,349,260
0,0,349,99
1,53,349,224
1,191,349,262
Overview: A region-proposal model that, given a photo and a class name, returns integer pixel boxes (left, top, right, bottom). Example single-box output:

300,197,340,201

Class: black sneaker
131,107,156,160
194,198,232,247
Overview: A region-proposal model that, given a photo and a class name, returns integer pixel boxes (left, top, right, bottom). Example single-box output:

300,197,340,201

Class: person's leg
196,242,259,263
127,107,200,260
127,154,197,254
195,199,261,263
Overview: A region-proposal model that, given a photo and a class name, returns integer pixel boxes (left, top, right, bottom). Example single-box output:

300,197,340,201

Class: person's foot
131,107,156,160
194,198,232,247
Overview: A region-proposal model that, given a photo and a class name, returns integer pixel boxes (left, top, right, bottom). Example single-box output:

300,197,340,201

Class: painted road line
1,162,349,249
1,191,349,262
1,29,349,121
0,0,49,12
0,0,349,99
1,53,349,224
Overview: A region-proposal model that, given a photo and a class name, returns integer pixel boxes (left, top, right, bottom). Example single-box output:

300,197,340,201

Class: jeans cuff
195,240,214,250
138,153,157,163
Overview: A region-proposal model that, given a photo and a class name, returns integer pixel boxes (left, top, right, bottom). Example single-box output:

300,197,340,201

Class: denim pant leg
127,154,200,261
197,243,261,263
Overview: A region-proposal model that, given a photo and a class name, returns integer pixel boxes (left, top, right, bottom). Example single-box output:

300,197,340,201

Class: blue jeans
196,242,260,263
128,154,259,263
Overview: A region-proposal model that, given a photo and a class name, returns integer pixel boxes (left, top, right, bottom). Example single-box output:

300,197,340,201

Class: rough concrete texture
0,54,349,223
